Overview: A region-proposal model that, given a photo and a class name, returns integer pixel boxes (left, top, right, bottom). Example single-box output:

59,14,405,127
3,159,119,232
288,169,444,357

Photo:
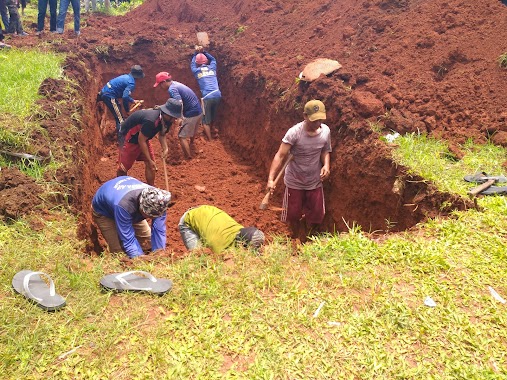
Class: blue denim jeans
37,0,57,32
56,0,80,33
0,0,9,31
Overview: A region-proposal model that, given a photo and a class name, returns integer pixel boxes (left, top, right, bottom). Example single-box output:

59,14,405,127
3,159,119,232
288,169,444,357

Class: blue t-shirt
168,81,202,118
191,52,222,99
101,73,136,111
92,176,166,258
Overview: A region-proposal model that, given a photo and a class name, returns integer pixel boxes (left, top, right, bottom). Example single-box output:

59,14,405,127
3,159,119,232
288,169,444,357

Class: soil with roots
3,0,507,256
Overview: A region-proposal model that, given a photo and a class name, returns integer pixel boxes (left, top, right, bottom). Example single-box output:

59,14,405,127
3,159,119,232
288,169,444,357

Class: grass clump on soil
0,49,63,156
392,132,507,195
498,52,507,69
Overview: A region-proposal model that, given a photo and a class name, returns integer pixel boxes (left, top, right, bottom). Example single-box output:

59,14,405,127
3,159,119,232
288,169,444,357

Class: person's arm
122,78,136,112
190,53,198,73
267,142,291,193
320,151,330,181
204,52,217,71
150,214,167,251
138,132,157,173
158,130,168,159
114,207,144,258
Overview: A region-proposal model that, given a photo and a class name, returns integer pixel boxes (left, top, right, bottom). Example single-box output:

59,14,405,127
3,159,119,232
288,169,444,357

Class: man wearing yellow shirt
178,205,265,253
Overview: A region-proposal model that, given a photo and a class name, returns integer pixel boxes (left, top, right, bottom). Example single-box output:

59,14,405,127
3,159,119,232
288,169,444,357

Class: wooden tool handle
259,155,293,210
468,178,495,197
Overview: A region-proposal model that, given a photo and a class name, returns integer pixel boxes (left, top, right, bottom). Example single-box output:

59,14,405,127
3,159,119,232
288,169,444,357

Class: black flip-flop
464,172,507,184
100,271,172,295
478,186,507,196
12,270,66,312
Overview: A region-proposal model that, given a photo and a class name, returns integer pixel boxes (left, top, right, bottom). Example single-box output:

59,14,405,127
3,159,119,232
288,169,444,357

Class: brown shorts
281,187,325,225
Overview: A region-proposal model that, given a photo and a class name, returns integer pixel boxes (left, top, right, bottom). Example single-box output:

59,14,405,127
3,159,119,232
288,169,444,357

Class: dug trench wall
68,43,471,255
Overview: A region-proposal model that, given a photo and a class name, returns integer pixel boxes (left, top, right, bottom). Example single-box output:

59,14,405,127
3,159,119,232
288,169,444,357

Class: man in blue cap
92,176,172,259
98,65,145,134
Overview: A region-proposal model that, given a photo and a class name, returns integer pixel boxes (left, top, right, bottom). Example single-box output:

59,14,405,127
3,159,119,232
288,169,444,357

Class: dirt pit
5,0,507,256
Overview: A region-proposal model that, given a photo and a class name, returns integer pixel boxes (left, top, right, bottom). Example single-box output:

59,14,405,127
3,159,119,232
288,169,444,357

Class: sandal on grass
12,270,66,312
100,270,172,295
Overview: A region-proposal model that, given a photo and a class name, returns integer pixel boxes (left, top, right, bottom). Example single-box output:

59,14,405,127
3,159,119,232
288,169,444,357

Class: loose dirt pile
3,0,507,255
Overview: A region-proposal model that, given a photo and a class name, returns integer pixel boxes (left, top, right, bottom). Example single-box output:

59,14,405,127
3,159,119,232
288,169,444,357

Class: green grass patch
0,49,63,117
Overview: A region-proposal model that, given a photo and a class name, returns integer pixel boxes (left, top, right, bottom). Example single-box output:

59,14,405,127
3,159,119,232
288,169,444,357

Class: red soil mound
5,0,507,255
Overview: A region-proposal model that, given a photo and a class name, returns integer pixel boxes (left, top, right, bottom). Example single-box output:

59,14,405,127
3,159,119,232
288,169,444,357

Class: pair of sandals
12,270,172,312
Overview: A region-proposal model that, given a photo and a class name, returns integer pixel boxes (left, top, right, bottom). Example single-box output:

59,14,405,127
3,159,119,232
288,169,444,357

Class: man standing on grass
266,99,331,242
98,65,145,135
92,176,172,259
117,98,182,186
153,72,202,160
191,46,222,140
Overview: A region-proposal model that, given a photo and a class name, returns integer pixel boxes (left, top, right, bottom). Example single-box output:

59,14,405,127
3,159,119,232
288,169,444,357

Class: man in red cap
153,72,202,160
266,100,332,242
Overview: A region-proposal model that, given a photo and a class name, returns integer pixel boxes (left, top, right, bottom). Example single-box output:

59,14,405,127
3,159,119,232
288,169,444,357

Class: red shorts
281,187,325,225
118,140,155,172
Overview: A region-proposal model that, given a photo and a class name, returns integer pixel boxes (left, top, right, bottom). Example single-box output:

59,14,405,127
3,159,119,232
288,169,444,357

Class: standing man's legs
203,97,221,140
49,0,57,31
282,187,325,241
178,114,202,159
102,96,124,133
0,0,9,31
70,0,80,34
37,0,49,32
56,0,70,33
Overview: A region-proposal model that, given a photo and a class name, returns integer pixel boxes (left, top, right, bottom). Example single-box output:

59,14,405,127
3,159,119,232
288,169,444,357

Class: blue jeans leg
37,0,49,31
56,0,68,32
70,0,80,32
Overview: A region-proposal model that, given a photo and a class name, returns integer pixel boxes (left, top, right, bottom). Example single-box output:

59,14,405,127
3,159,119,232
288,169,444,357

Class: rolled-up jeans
178,209,201,250
92,208,151,254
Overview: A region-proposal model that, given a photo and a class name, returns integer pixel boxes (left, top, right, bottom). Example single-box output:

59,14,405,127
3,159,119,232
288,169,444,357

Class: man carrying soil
92,176,172,259
153,72,203,160
266,100,331,241
178,205,265,253
98,65,145,134
117,98,181,186
190,46,222,140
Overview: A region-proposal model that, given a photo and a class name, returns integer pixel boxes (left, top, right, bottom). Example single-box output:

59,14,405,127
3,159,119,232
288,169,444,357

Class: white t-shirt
282,121,332,190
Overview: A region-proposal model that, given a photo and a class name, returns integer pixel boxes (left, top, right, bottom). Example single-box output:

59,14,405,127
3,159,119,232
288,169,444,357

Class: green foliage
235,25,247,35
93,0,144,16
0,50,63,118
498,52,507,68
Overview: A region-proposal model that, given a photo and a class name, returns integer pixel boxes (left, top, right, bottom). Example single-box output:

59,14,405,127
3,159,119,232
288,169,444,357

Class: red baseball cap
153,72,172,87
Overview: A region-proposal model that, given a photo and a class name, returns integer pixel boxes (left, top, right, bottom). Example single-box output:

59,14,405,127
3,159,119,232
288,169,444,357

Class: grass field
1,36,507,379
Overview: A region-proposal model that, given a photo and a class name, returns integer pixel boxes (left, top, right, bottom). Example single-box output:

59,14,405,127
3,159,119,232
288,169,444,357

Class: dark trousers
6,0,23,34
0,0,8,30
37,0,57,32
101,95,124,133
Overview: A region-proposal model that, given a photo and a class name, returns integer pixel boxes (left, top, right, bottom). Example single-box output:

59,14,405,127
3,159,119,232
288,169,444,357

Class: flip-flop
100,271,172,295
478,186,507,196
12,270,66,312
464,172,507,184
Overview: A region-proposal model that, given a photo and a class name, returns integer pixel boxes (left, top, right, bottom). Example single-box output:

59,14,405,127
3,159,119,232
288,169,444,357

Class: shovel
196,32,210,48
259,154,293,210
